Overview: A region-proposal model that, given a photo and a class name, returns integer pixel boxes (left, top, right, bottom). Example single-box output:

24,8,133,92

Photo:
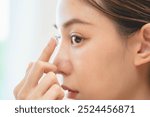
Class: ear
134,23,150,66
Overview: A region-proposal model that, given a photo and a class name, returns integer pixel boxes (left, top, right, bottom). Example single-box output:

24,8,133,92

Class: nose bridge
56,39,69,60
53,39,69,67
53,39,73,75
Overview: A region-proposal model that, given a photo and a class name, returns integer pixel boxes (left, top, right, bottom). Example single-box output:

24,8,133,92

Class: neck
132,83,150,100
132,66,150,99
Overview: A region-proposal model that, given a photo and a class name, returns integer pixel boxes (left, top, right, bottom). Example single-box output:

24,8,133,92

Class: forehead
56,0,103,28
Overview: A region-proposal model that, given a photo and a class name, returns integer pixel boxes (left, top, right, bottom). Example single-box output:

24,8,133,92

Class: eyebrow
54,18,93,29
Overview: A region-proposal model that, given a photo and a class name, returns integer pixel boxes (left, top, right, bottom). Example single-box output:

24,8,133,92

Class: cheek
71,38,131,99
74,37,126,79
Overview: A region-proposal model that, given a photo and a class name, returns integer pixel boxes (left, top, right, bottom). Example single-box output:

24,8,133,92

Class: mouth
61,85,79,99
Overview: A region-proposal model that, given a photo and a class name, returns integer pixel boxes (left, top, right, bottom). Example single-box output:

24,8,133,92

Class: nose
53,40,73,76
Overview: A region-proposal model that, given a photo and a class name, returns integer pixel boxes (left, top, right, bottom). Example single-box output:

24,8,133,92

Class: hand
13,38,64,100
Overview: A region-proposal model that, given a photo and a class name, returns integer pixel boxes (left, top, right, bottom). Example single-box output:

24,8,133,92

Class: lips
61,85,79,99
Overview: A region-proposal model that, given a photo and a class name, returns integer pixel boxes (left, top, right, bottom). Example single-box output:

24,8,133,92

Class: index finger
38,38,56,62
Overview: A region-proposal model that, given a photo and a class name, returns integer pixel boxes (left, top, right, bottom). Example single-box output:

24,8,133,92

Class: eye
71,34,83,46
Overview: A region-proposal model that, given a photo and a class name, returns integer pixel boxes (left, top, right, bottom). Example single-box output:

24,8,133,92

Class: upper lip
61,85,79,93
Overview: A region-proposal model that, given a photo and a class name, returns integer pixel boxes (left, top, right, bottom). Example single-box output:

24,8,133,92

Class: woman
14,0,150,100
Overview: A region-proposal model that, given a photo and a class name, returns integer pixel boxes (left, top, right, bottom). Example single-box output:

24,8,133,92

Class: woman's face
54,0,139,99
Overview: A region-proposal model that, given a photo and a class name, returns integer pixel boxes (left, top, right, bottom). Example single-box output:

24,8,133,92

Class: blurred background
0,0,58,99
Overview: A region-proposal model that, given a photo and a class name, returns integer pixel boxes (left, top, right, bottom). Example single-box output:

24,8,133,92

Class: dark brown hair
85,0,150,36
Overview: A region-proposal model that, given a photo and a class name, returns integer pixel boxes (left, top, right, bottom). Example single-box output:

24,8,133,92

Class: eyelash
70,34,84,46
55,33,84,46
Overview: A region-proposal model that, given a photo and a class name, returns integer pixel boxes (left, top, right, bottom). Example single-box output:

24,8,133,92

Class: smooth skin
14,0,150,100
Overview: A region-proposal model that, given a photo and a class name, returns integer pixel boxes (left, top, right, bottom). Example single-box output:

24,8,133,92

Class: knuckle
34,61,41,67
34,61,43,71
52,84,60,91
52,84,60,92
49,73,57,84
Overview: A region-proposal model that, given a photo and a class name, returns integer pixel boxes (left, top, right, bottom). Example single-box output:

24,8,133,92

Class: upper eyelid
70,35,84,42
70,32,83,36
70,33,87,41
55,32,83,39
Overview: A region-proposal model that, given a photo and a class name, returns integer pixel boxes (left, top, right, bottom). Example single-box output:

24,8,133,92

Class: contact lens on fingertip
54,35,61,46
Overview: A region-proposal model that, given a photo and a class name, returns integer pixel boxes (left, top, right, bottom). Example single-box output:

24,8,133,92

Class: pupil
75,36,81,43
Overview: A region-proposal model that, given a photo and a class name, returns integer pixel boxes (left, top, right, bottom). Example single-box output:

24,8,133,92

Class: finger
13,78,26,98
26,62,33,74
15,62,57,99
13,62,33,98
42,84,64,100
34,72,59,96
38,38,56,62
17,73,58,100
25,61,57,87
